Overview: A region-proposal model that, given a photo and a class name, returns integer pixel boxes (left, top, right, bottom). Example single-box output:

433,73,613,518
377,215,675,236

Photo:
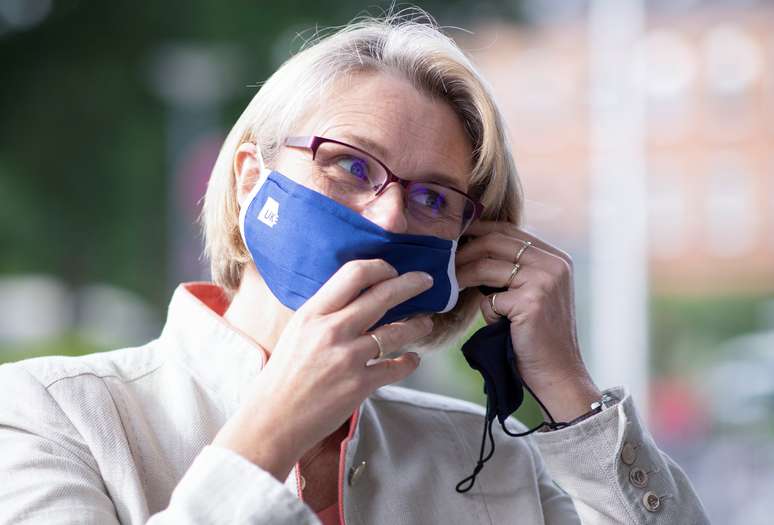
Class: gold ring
514,240,532,263
370,333,385,360
489,293,505,317
505,263,521,289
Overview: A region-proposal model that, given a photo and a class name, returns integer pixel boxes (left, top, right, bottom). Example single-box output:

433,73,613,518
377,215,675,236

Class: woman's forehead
301,72,473,188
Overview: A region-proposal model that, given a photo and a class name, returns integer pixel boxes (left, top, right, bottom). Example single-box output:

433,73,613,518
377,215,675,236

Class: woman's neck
223,265,294,360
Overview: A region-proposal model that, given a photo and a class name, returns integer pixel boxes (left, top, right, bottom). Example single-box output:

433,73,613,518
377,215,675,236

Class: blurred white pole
588,0,649,417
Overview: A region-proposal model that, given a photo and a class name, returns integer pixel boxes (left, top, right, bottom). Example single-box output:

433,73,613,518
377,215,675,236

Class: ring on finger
489,293,505,317
369,333,385,360
505,262,522,289
514,240,532,264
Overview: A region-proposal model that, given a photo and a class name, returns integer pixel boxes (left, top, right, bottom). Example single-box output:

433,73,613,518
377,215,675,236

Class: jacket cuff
531,386,709,524
164,445,319,524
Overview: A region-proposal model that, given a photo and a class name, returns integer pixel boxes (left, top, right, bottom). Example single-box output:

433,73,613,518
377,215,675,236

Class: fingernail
418,272,434,285
407,352,421,365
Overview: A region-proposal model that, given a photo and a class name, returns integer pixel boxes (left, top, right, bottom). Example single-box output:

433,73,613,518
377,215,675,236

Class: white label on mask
258,197,279,228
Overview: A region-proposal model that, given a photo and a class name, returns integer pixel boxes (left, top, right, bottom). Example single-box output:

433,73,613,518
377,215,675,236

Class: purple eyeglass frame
284,135,484,232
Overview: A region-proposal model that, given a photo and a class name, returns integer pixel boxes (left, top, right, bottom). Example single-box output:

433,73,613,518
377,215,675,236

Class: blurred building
465,2,774,296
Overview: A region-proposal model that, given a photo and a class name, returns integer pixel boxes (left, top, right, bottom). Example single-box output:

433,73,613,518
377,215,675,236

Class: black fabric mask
455,286,566,493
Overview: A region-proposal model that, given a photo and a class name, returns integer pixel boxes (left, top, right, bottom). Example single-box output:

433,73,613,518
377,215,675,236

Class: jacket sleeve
531,386,710,525
521,432,582,525
0,363,321,525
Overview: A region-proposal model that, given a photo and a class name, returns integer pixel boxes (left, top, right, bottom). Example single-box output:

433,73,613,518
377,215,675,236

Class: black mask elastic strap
455,392,561,493
455,396,496,493
456,314,569,494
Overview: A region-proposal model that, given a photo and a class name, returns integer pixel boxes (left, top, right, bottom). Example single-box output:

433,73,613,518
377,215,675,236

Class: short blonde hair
200,8,523,350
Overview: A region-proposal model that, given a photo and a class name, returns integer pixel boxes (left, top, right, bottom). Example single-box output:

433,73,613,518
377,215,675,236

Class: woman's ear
234,142,266,208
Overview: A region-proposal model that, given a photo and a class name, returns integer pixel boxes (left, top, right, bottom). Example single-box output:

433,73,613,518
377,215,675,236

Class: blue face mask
238,169,459,329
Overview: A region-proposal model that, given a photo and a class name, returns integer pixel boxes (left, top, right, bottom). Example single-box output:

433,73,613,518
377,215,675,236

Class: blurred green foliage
0,332,103,365
650,293,774,376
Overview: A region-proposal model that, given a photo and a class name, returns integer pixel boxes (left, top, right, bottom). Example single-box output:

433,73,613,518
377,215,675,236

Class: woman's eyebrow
339,132,391,161
339,132,466,191
419,172,466,192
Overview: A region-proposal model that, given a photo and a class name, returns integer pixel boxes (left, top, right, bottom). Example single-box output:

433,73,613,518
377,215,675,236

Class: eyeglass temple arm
285,136,317,149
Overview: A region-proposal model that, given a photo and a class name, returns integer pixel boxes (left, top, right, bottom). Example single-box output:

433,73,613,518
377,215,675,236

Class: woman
0,11,709,525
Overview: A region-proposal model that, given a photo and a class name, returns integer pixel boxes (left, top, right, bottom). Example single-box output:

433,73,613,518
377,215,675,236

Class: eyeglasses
284,135,483,240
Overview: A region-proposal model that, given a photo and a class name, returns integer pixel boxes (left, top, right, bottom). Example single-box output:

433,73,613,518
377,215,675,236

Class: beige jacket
0,282,709,524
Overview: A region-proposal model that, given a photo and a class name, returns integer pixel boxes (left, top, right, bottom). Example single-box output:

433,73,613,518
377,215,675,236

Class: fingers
481,289,530,326
464,220,573,267
360,315,434,362
514,230,573,268
332,315,431,393
304,259,399,316
362,352,422,390
481,291,508,324
456,257,530,290
336,270,434,335
456,230,552,267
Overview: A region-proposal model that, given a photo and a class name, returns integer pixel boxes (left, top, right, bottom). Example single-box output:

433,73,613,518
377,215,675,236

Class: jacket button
642,491,661,512
629,467,649,488
620,442,637,465
348,460,367,486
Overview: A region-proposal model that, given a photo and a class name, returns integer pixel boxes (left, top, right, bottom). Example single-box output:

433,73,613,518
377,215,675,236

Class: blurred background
1,0,772,522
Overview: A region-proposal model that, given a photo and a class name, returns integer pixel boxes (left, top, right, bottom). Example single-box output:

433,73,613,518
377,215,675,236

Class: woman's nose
361,182,409,234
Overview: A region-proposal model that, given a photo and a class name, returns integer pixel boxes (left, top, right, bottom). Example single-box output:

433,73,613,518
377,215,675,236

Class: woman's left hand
455,220,602,422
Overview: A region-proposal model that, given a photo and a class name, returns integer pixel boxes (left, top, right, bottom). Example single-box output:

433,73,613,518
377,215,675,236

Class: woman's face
274,71,474,236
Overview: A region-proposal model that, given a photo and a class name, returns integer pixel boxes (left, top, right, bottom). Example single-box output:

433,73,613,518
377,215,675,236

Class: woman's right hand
212,259,435,481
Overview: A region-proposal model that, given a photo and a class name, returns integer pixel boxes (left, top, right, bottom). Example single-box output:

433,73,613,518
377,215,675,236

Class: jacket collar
160,282,268,414
159,282,363,451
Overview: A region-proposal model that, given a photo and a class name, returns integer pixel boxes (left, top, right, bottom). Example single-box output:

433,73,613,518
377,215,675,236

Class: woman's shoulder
0,339,164,391
370,384,485,416
0,339,166,424
0,341,171,462
367,384,531,435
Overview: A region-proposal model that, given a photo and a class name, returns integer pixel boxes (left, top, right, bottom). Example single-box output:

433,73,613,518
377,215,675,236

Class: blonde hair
200,8,523,350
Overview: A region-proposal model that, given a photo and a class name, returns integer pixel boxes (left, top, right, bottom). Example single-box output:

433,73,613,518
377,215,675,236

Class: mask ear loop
236,142,271,250
255,142,268,175
233,141,269,187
